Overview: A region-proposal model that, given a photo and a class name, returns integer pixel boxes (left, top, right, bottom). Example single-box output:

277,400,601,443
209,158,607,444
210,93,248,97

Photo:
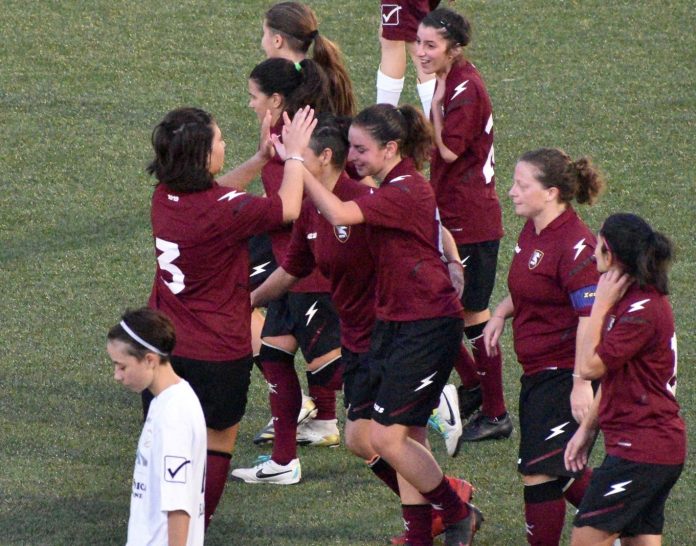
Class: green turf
1,1,694,544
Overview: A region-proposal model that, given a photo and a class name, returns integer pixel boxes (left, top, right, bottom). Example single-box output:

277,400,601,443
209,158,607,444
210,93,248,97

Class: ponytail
600,213,674,294
265,1,356,116
519,148,606,205
249,57,331,117
353,104,433,171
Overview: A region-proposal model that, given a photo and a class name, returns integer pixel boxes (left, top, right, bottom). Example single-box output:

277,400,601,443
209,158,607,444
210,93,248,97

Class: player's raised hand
259,109,275,160
281,106,317,159
595,269,632,310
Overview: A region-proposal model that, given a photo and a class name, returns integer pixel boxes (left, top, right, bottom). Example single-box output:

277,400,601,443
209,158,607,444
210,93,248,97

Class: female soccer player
483,148,606,546
146,105,315,526
240,113,472,542
262,1,356,116
416,7,511,441
108,307,206,546
376,0,439,115
300,103,482,546
564,213,685,546
229,57,344,485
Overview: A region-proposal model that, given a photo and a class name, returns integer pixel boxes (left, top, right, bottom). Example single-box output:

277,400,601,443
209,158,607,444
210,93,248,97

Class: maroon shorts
380,0,431,42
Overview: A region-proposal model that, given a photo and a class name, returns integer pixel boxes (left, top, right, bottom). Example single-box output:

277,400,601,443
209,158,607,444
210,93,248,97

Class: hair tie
309,29,318,41
294,61,302,72
120,320,166,356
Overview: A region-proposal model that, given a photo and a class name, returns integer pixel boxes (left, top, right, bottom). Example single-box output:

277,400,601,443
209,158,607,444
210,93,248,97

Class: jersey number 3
156,238,185,295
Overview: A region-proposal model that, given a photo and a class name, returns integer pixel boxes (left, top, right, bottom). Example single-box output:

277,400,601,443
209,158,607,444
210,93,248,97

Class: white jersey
127,380,206,546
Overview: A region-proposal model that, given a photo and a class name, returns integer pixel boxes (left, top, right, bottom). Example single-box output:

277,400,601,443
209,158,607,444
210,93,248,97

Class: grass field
1,1,694,544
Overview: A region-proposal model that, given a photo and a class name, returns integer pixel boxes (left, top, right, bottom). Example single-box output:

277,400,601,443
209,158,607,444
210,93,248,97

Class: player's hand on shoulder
595,269,632,311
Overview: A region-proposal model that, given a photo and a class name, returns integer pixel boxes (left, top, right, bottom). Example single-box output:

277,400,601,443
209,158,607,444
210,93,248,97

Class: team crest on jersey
528,250,544,269
334,225,350,243
381,4,401,25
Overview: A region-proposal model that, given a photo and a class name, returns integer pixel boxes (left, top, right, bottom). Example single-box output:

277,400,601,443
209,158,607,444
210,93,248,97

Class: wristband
284,155,304,163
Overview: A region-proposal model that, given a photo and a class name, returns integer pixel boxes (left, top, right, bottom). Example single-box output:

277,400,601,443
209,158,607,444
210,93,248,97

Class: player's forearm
217,151,267,189
492,295,514,320
431,107,458,163
575,310,608,380
277,159,304,221
440,227,460,263
252,267,298,307
167,510,190,546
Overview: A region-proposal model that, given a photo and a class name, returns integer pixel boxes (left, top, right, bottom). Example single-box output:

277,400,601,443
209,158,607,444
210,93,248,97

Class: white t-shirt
127,380,206,546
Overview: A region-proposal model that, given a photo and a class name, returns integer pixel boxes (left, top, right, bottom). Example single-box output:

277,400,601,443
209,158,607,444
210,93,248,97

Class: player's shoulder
616,285,667,321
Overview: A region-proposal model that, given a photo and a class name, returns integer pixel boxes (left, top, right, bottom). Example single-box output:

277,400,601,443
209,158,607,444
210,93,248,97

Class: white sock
417,78,436,117
376,68,404,106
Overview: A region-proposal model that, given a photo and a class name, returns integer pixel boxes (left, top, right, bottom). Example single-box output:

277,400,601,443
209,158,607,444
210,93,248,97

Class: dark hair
600,213,673,294
519,148,606,205
421,7,471,50
107,307,176,361
250,57,331,117
265,1,356,116
352,104,433,171
147,107,216,193
308,113,352,168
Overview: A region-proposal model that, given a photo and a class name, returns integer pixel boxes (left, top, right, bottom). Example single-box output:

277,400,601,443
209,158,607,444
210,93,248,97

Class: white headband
120,320,166,356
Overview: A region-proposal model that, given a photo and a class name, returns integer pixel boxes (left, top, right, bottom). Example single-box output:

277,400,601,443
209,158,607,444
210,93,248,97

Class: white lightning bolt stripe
628,299,650,313
250,261,271,277
389,175,411,183
218,190,245,201
461,255,470,267
451,79,469,100
415,371,437,392
604,480,632,497
573,238,587,261
305,301,318,326
545,421,570,441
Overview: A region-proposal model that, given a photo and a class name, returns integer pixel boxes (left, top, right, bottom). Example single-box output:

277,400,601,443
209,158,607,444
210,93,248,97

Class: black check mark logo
256,469,291,479
443,396,456,426
168,460,191,479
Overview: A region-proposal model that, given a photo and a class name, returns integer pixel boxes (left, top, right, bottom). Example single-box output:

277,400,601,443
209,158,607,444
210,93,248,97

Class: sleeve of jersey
282,205,316,278
441,84,481,157
157,410,198,516
219,191,284,240
561,244,600,317
353,184,411,229
596,309,654,372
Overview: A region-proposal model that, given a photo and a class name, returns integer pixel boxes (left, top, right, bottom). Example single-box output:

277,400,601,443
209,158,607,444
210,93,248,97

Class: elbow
442,152,458,164
577,357,604,380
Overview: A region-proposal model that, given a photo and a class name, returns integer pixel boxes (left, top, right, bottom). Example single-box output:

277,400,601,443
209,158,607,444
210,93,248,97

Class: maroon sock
263,356,301,465
524,481,565,546
367,456,400,496
563,467,593,507
472,334,507,417
422,476,469,526
453,344,479,389
308,384,337,420
402,504,433,546
204,450,231,529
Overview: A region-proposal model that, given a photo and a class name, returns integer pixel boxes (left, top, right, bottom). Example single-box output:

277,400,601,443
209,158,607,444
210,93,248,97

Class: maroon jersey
508,208,599,375
430,60,503,244
148,182,283,361
282,173,376,353
596,284,685,465
262,121,330,293
353,158,463,322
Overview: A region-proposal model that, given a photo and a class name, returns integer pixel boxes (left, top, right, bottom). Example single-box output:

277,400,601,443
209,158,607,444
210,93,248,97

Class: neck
281,50,305,63
321,169,342,192
148,363,180,397
377,156,402,182
532,202,567,234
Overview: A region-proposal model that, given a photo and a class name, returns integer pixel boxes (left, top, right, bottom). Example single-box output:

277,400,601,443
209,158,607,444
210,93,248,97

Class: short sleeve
560,239,599,316
282,204,316,279
596,312,654,372
354,183,412,229
214,188,284,241
157,411,198,516
441,82,481,157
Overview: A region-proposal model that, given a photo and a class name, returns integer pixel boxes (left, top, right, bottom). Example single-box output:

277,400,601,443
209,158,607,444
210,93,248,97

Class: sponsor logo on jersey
528,249,544,269
381,4,401,25
167,194,179,202
373,403,385,414
334,225,350,242
307,232,317,240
